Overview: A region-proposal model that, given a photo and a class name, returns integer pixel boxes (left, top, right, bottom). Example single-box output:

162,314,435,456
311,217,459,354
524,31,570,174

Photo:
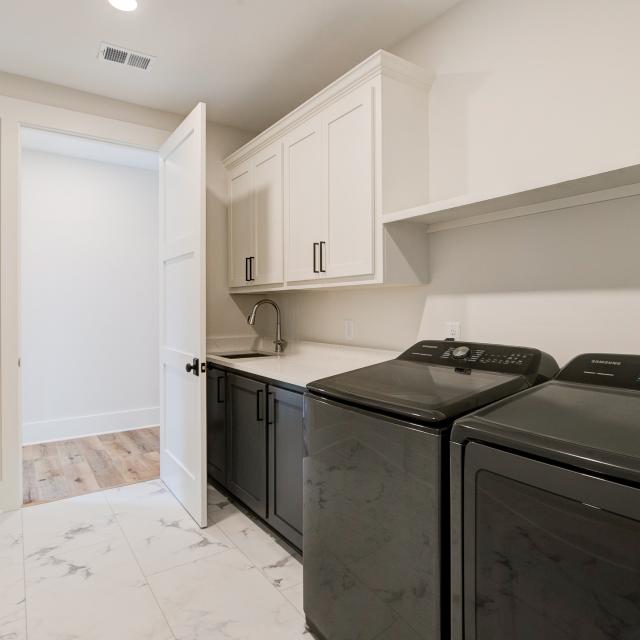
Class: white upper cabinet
323,83,374,280
227,142,283,287
224,50,432,292
284,84,374,284
227,161,254,287
252,142,283,286
283,117,325,283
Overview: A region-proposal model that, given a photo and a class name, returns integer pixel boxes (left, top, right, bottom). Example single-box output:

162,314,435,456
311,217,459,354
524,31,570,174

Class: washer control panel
399,340,542,375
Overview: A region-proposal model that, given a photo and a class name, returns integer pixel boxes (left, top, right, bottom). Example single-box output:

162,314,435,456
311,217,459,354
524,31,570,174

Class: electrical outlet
344,319,354,341
446,321,461,341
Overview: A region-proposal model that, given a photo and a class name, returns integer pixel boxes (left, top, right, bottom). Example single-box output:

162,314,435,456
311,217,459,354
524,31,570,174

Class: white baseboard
22,407,160,445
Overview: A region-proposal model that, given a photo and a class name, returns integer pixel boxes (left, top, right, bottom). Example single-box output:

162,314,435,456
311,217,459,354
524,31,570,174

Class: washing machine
450,352,640,640
303,339,558,640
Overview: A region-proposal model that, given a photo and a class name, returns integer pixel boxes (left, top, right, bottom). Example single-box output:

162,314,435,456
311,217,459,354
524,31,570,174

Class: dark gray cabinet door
226,373,268,518
267,387,303,549
206,366,227,487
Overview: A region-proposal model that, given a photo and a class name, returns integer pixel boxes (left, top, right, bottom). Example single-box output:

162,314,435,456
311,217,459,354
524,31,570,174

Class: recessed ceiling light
108,0,138,11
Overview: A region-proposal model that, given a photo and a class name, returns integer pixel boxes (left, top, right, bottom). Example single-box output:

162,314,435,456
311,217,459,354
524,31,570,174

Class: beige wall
0,70,182,130
0,72,256,340
256,0,640,365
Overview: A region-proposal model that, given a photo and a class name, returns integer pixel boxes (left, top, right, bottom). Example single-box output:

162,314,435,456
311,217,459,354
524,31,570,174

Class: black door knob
185,357,200,376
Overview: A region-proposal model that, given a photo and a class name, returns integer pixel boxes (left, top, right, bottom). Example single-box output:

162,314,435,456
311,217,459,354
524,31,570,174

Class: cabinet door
267,387,303,548
206,366,227,487
253,142,283,285
284,117,327,283
323,84,375,279
228,161,256,287
226,373,268,517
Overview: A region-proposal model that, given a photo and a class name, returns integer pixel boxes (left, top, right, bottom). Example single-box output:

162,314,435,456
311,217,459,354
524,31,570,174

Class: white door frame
0,94,171,511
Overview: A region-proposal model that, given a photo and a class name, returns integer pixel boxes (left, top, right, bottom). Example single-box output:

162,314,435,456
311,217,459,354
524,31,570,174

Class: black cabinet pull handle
319,241,326,273
216,375,224,403
256,389,264,422
267,391,275,426
249,256,256,281
313,243,319,273
245,257,249,282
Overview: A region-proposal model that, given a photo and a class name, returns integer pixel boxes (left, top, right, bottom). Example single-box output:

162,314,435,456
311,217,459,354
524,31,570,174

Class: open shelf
383,163,640,232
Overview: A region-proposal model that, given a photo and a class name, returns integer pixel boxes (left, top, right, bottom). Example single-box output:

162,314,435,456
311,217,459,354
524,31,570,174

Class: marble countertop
206,336,399,388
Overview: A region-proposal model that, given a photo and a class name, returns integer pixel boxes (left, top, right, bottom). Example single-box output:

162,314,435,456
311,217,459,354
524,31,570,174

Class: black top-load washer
303,340,558,640
450,353,640,640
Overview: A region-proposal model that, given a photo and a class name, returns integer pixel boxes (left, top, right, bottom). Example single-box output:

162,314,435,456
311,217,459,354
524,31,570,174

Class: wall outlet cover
446,321,461,340
344,319,354,340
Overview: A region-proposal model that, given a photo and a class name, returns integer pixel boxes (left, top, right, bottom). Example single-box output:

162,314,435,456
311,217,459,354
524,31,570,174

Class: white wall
394,0,640,202
0,72,257,341
21,149,159,443
261,0,640,365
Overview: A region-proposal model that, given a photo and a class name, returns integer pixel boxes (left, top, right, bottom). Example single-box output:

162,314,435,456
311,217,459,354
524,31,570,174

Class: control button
452,346,471,359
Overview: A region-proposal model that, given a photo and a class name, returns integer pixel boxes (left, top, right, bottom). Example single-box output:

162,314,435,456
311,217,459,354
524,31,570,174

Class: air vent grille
98,42,156,71
127,53,151,70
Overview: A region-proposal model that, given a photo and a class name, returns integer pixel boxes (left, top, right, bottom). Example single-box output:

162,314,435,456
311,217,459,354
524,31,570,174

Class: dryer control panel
557,353,640,391
399,340,557,378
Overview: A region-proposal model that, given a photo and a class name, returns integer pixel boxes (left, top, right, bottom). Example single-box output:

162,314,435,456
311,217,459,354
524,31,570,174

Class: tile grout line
104,482,179,640
209,515,306,619
113,480,240,581
206,485,305,595
110,479,301,606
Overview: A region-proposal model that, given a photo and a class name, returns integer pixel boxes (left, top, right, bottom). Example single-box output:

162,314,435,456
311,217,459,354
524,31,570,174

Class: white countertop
206,337,399,388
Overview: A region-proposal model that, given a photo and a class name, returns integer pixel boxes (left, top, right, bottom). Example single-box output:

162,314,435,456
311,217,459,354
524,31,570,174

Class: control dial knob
452,345,471,359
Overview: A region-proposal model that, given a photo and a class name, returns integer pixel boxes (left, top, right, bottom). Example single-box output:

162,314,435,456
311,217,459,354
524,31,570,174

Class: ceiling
0,0,457,132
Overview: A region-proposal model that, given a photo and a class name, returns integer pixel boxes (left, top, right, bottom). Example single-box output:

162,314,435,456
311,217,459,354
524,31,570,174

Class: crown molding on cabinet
223,49,434,169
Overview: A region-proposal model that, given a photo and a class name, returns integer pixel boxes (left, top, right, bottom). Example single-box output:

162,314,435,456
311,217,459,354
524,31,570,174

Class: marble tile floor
0,479,310,640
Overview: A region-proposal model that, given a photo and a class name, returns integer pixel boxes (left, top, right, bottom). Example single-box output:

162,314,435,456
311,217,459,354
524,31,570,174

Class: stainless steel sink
221,352,275,359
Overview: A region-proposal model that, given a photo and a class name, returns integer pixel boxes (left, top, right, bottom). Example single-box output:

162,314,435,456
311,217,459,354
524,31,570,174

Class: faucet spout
247,299,287,353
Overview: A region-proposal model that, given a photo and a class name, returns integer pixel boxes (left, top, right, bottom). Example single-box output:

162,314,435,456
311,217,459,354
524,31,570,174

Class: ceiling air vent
98,42,156,70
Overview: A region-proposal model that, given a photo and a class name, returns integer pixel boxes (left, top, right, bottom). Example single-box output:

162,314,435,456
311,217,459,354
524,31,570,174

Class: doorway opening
20,127,160,506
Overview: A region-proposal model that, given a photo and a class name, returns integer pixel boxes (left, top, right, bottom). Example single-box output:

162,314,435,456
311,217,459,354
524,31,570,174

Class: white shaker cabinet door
283,117,327,283
253,142,283,286
227,160,256,287
323,83,375,280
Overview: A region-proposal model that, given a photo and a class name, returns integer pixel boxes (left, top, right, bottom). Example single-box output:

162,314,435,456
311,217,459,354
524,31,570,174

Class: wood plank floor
23,426,160,506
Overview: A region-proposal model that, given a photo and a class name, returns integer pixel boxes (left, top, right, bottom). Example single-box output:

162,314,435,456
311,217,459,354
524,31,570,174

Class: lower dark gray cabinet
206,364,304,549
267,387,303,549
206,366,227,487
226,373,268,518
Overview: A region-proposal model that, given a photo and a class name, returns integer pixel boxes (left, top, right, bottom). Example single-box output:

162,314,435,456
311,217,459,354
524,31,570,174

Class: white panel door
253,142,283,285
159,102,207,527
284,117,327,283
324,84,375,279
227,160,255,287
